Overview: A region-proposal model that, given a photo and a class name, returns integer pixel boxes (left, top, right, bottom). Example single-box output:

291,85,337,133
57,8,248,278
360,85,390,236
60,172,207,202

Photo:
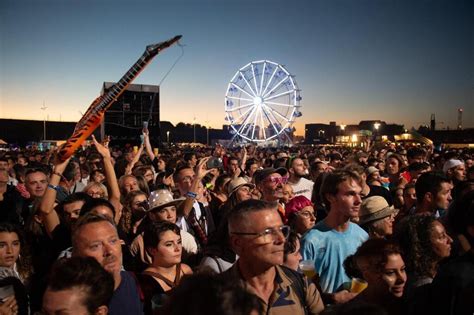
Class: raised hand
91,134,111,159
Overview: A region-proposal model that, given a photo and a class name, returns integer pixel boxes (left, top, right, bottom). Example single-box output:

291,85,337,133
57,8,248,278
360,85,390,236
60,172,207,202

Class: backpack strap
280,265,308,315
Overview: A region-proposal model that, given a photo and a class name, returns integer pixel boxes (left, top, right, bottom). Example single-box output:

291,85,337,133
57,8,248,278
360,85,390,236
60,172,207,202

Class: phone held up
207,157,223,169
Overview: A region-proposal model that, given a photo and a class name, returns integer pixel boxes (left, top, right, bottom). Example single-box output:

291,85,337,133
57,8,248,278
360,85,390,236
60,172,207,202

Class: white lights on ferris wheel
225,60,302,143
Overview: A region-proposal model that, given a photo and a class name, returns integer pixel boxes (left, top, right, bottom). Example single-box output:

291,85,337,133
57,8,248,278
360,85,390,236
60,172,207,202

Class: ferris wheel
225,60,302,143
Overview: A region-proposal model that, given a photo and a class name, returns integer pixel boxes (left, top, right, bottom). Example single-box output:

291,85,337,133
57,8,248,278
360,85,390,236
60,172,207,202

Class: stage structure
225,60,302,146
100,82,160,145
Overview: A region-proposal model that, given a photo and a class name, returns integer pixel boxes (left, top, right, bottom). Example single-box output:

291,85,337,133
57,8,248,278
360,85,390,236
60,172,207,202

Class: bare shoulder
181,263,193,275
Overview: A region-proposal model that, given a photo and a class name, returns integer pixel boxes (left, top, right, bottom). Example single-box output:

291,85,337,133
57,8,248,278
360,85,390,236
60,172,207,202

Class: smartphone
164,167,174,178
207,157,223,169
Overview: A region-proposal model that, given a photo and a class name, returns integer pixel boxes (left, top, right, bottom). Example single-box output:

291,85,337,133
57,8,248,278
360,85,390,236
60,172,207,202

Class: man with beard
254,167,288,221
72,213,143,314
300,170,368,305
287,157,314,200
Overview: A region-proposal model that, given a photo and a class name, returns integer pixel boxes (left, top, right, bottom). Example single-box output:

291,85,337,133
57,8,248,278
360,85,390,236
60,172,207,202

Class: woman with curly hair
343,238,407,315
394,215,453,296
119,190,148,242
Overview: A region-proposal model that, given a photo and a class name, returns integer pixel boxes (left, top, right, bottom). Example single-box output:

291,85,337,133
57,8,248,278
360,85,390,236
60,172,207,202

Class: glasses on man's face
265,176,288,185
231,225,291,244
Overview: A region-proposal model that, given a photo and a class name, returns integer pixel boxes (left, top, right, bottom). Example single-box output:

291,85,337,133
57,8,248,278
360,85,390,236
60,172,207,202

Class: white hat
148,189,185,212
442,159,464,173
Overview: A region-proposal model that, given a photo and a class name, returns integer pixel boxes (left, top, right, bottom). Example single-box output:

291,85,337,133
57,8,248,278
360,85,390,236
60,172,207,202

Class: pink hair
285,195,313,220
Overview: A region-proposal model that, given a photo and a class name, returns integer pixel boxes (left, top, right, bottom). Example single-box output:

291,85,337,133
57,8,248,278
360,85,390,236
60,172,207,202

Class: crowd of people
0,129,473,315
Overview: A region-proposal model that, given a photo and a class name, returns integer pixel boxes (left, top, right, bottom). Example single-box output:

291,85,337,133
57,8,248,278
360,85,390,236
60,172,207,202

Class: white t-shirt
177,201,207,233
289,177,314,200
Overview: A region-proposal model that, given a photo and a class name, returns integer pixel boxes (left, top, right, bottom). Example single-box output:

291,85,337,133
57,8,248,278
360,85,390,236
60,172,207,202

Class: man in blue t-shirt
301,170,368,305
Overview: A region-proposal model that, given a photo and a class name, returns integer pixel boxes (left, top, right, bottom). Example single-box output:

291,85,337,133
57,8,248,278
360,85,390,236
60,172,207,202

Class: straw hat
359,196,396,225
148,189,185,212
227,177,255,196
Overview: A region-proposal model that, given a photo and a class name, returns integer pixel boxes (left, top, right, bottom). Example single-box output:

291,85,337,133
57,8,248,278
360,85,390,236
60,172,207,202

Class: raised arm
124,144,144,175
39,156,71,238
180,157,212,218
91,135,122,224
143,129,156,161
240,146,248,172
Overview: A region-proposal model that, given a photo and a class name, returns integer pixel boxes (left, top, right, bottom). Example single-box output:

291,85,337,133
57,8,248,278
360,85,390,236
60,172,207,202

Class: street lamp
41,101,47,141
374,122,381,141
166,131,170,145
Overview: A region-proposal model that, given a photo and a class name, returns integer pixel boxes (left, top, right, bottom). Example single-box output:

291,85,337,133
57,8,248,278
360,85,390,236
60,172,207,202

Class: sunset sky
1,0,472,136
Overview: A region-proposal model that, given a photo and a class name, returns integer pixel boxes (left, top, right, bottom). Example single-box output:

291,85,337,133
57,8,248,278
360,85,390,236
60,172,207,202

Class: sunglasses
265,176,288,185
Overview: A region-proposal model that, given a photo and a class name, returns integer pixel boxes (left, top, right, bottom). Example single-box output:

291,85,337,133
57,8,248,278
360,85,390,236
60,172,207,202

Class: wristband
186,191,197,199
52,172,62,177
48,184,59,191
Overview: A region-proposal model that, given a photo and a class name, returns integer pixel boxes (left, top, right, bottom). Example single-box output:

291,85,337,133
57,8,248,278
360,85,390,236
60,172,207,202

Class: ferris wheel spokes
265,101,296,107
229,102,254,111
263,104,291,123
236,105,258,136
238,71,257,96
226,96,253,102
259,108,267,140
261,65,279,97
250,64,259,95
259,61,267,95
264,90,293,102
233,104,255,125
262,75,290,99
231,82,254,99
251,107,259,140
261,106,280,136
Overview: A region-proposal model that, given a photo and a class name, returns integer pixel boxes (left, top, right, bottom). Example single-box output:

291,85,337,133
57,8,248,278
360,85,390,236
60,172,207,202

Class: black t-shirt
51,223,72,256
365,185,393,206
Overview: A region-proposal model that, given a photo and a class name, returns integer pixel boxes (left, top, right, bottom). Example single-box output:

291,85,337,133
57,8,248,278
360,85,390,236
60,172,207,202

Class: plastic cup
299,260,316,279
351,278,368,293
